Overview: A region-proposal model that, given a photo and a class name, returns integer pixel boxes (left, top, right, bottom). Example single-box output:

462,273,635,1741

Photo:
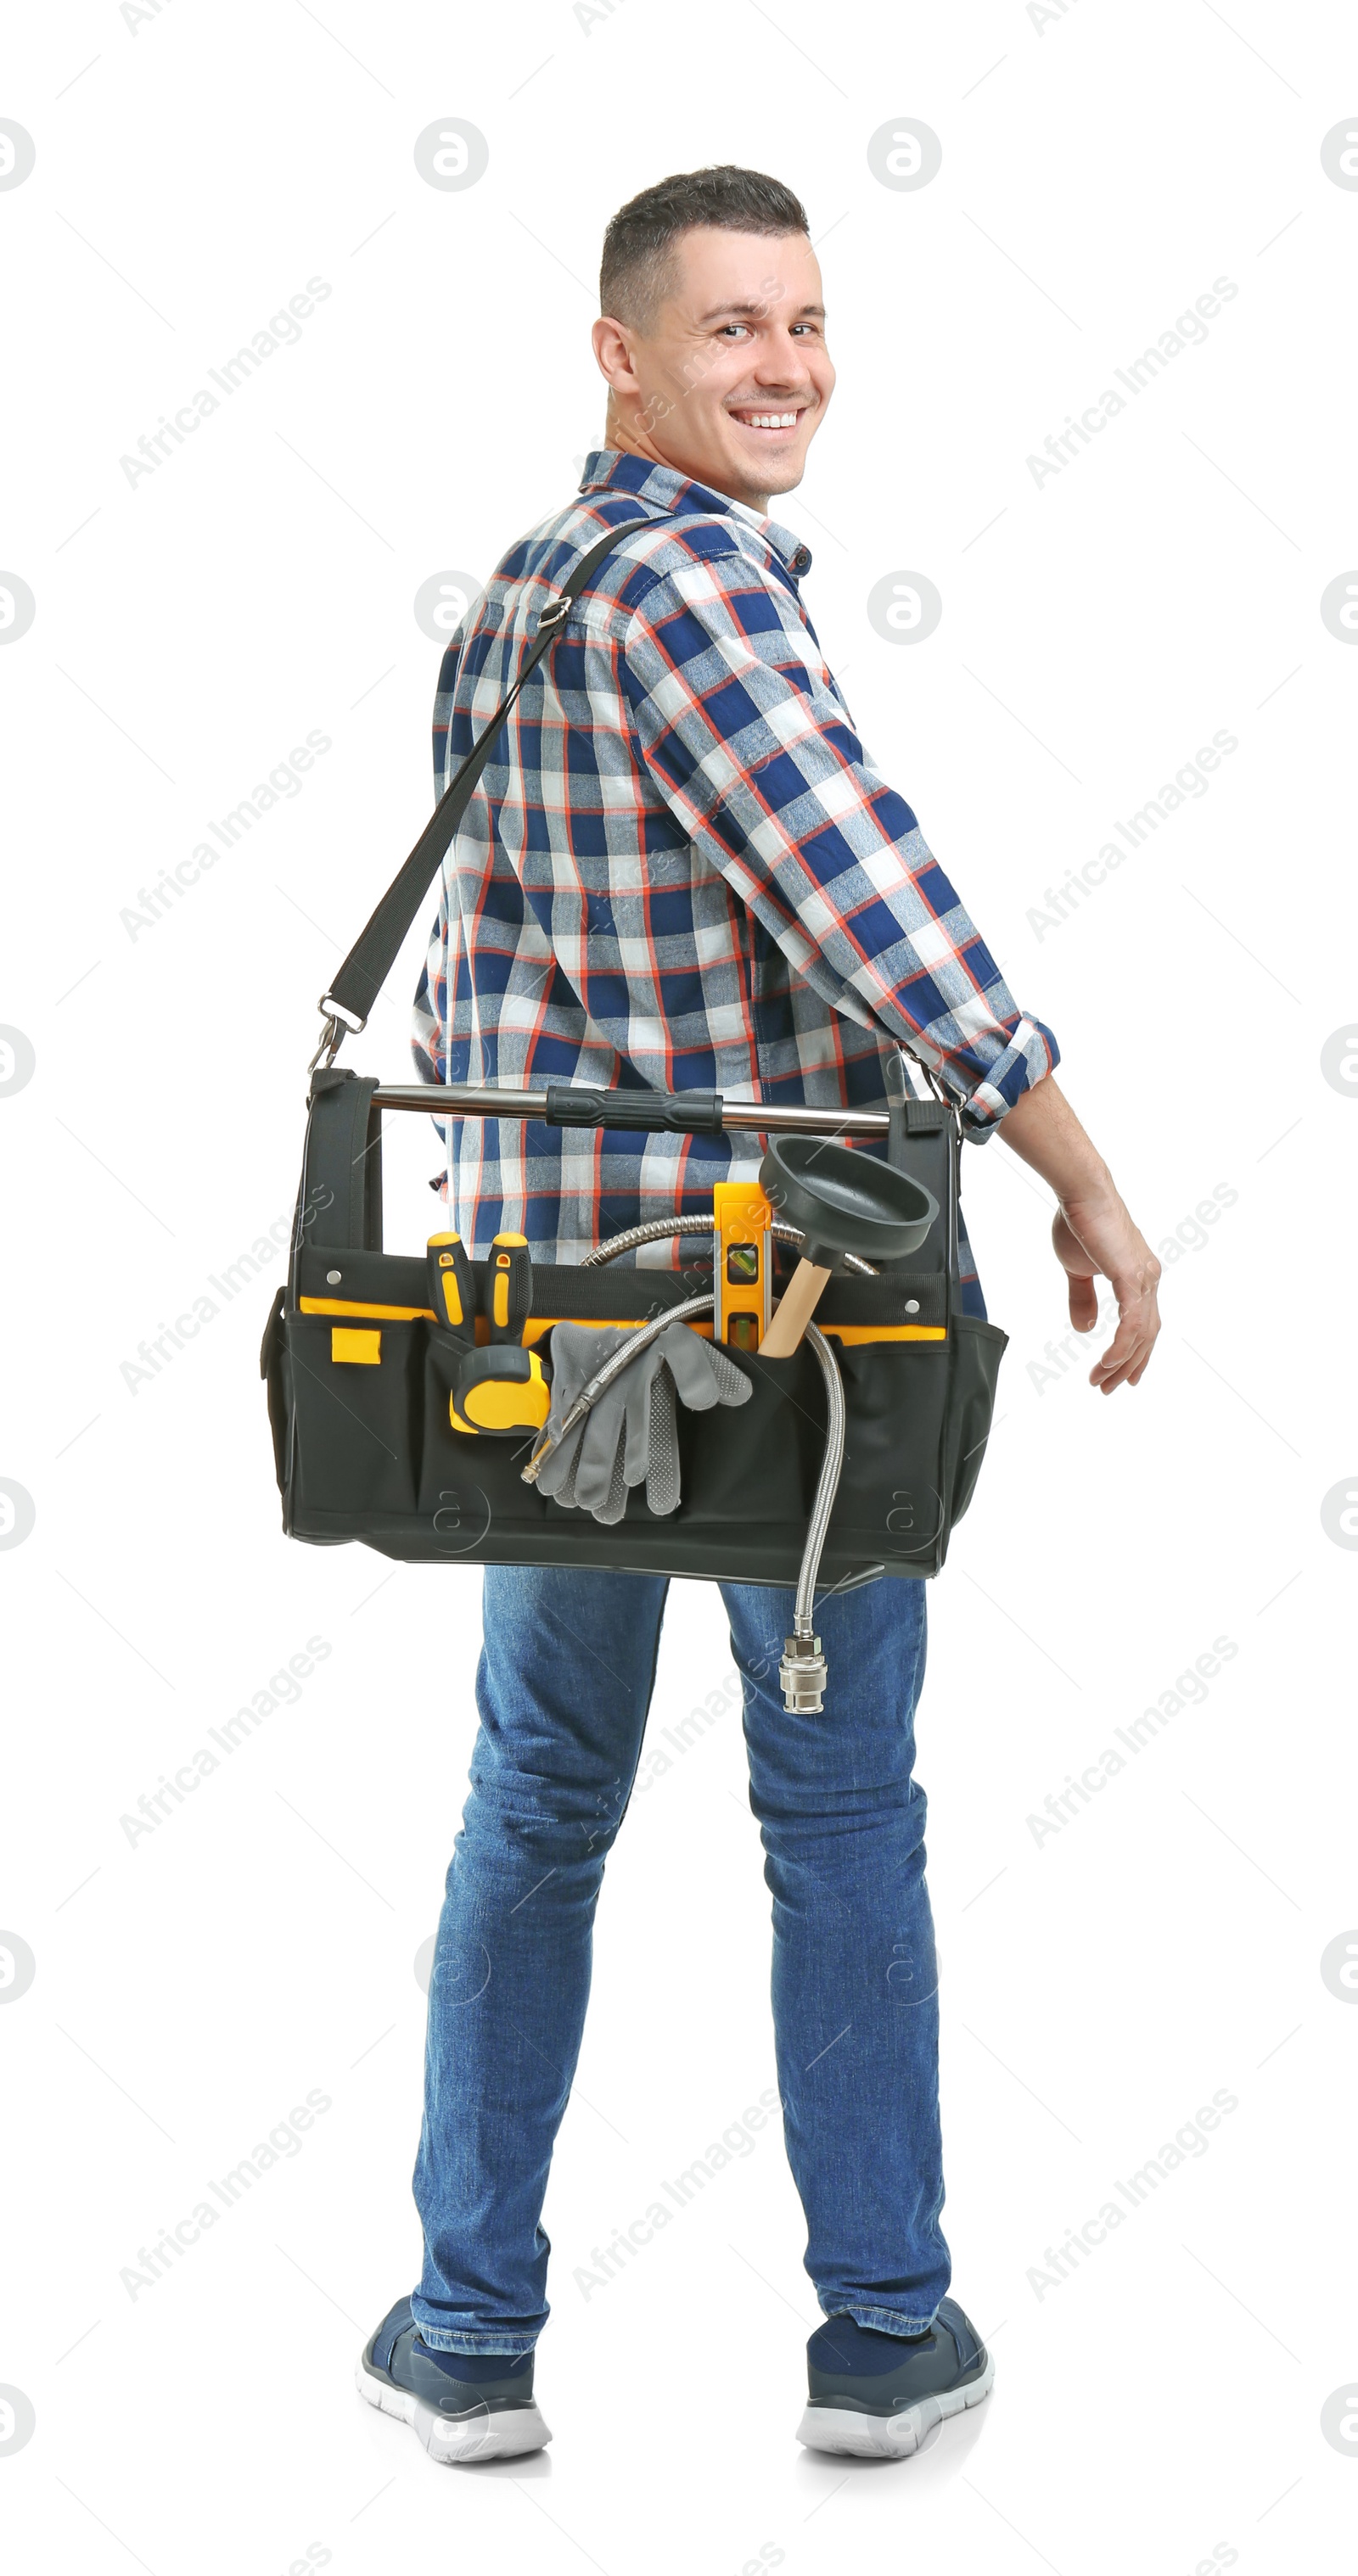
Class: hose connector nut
780,1633,828,1714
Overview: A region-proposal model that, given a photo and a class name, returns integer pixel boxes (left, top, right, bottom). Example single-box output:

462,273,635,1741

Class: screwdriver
485,1232,532,1342
427,1231,475,1334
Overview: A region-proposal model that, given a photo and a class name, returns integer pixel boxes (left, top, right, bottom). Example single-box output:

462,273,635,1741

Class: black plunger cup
759,1138,938,1356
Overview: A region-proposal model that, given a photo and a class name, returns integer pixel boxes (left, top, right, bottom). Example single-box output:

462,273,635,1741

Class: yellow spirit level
712,1180,772,1353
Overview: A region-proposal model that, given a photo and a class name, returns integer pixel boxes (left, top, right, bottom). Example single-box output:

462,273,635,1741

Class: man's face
592,227,834,509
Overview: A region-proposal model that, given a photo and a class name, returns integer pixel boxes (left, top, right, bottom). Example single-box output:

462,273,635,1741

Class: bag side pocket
942,1315,1007,1536
285,1314,420,1517
260,1287,292,1522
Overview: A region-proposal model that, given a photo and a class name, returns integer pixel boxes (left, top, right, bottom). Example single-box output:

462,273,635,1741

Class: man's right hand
1051,1192,1161,1394
994,1073,1162,1397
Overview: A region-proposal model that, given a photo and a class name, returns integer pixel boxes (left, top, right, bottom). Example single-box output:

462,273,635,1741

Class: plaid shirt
413,449,1058,1297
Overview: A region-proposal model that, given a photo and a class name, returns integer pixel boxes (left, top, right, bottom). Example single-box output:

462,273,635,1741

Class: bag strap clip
308,994,368,1076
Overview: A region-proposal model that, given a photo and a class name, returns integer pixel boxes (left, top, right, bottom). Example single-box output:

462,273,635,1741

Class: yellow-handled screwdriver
448,1232,548,1437
485,1232,532,1341
427,1231,475,1334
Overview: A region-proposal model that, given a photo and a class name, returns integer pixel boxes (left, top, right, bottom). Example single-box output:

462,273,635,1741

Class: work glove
536,1319,751,1524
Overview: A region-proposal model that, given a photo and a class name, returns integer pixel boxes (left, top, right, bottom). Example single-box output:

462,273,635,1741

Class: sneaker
356,2297,552,2465
796,2298,994,2459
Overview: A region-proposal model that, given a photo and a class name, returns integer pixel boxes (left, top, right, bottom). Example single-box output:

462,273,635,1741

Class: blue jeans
412,1565,948,2352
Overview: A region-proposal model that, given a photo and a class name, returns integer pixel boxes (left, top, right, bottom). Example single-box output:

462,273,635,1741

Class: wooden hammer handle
760,1258,833,1358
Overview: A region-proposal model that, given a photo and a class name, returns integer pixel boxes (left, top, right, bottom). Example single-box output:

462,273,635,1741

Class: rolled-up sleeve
620,556,1058,1132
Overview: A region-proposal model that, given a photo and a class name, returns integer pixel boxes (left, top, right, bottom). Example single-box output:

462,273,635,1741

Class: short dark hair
600,165,810,331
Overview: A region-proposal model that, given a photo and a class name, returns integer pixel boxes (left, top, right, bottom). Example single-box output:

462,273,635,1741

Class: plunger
758,1139,938,1358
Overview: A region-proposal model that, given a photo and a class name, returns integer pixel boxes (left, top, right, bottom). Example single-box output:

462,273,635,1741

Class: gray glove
536,1319,752,1524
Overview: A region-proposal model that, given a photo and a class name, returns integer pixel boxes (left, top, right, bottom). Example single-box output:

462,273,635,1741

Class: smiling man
596,211,834,500
359,165,1160,2468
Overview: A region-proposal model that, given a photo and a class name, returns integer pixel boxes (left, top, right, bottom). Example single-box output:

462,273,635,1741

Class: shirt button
792,547,811,574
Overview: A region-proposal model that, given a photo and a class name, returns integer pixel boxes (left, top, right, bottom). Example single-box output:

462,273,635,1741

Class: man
358,165,1160,2466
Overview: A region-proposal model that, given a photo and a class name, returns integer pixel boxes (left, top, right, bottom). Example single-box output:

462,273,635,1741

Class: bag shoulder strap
311,514,657,1064
299,1071,384,1255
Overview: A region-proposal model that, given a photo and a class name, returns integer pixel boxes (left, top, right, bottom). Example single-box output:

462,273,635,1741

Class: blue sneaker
356,2298,551,2465
797,2299,994,2458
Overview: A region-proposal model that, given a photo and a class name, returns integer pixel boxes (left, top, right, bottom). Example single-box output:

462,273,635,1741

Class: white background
2,2,1355,2570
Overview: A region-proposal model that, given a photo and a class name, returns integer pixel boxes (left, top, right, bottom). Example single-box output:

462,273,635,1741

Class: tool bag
261,519,1007,1586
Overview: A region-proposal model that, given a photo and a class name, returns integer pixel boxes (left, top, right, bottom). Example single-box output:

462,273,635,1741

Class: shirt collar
577,447,812,580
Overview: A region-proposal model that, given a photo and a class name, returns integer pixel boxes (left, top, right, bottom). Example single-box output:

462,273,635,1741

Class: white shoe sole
355,2357,552,2465
796,2350,995,2459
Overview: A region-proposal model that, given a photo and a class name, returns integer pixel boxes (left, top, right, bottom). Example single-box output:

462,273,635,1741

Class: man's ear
592,314,639,392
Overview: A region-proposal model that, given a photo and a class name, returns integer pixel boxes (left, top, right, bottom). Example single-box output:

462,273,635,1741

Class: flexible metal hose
519,1294,715,1486
519,1286,848,1712
578,1215,714,1263
579,1215,877,1276
794,1323,847,1644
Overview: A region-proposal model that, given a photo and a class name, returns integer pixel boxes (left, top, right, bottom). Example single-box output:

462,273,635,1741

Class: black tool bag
261,518,1007,1586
